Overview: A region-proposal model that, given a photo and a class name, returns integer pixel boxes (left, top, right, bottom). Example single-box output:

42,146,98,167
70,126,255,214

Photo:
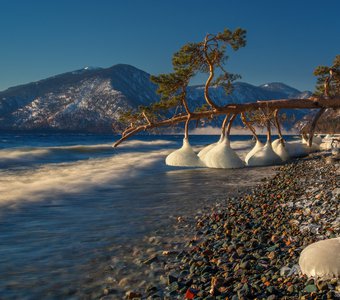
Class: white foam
0,149,169,207
299,237,340,279
0,148,50,163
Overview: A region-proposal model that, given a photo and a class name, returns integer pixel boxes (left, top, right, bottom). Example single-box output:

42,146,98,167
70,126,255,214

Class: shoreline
98,152,339,299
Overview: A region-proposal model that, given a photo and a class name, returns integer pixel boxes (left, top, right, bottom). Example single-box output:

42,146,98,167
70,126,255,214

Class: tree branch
308,108,326,147
226,113,238,138
274,109,285,146
203,35,220,110
241,112,258,141
221,113,231,138
114,97,340,147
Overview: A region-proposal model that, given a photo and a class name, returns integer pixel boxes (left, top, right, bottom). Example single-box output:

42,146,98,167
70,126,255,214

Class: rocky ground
99,152,339,300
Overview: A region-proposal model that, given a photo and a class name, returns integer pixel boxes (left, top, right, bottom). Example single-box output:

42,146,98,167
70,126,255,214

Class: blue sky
0,0,339,92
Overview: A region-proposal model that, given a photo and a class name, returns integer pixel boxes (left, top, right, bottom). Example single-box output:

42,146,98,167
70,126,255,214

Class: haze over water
0,133,281,298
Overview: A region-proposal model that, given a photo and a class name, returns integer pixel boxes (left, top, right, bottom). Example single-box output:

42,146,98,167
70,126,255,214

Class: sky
0,0,339,92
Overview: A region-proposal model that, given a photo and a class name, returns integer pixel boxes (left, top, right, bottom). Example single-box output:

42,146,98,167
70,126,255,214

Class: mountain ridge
0,64,312,133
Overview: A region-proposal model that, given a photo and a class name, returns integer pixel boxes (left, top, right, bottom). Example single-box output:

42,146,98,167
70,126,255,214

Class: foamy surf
0,149,170,207
0,139,176,167
0,137,255,207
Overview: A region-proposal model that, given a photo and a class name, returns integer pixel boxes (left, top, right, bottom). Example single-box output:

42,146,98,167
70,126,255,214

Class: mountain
0,64,312,133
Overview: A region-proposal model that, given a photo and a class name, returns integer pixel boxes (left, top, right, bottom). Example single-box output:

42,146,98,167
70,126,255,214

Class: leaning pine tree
115,28,247,152
114,29,340,167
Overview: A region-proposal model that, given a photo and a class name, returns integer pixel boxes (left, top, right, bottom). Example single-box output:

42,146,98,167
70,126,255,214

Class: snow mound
245,140,264,165
204,137,244,169
299,237,340,279
247,142,282,166
165,138,205,167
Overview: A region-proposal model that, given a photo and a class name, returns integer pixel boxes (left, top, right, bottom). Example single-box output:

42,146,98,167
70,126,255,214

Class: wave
0,138,254,207
0,149,170,207
0,139,176,167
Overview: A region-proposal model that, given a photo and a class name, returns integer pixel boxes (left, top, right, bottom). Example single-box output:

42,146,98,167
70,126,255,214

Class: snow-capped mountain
0,64,312,132
188,82,310,106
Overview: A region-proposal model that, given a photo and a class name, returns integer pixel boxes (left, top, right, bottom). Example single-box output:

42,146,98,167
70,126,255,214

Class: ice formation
272,139,290,162
247,142,282,166
245,140,264,165
203,137,244,169
198,139,219,161
271,138,281,151
301,136,320,153
299,237,340,279
285,141,309,158
165,138,205,167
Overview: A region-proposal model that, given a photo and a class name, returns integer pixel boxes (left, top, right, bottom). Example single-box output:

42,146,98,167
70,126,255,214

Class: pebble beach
99,151,340,300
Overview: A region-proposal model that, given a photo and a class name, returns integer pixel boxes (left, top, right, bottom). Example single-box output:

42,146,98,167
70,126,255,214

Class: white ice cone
299,237,340,279
247,142,282,166
271,138,281,151
204,137,244,169
165,138,205,167
198,136,223,161
272,139,290,162
245,140,264,165
197,143,217,160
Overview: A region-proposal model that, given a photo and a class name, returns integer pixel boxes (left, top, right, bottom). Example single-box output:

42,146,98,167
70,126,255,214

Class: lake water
0,133,293,299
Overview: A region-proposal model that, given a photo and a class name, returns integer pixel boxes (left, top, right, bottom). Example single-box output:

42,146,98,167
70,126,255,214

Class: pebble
100,153,340,299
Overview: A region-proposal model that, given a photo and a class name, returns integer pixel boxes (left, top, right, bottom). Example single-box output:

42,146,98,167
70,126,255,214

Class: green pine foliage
314,55,340,97
118,28,247,128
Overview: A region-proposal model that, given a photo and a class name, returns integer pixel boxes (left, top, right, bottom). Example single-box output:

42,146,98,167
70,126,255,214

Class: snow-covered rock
204,137,244,169
165,138,205,167
299,237,340,279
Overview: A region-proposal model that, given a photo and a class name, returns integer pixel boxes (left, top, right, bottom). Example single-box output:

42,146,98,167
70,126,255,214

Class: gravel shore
101,153,339,300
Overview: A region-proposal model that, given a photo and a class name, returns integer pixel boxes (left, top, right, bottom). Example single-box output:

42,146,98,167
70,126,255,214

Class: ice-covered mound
245,140,264,165
285,141,309,158
271,138,281,151
299,237,340,279
272,139,290,162
204,137,244,169
274,143,290,161
198,142,218,161
247,142,282,166
165,138,205,167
